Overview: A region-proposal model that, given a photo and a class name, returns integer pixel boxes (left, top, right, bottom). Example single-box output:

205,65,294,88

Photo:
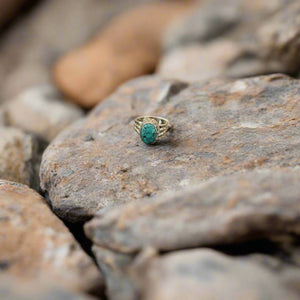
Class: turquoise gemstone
140,123,157,144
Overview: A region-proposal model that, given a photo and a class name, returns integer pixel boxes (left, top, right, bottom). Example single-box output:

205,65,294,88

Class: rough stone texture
159,0,300,81
40,74,300,223
53,1,195,108
0,275,95,300
86,168,300,252
0,0,157,103
0,0,30,28
0,180,103,294
0,127,44,190
131,249,300,300
89,169,300,299
4,85,84,142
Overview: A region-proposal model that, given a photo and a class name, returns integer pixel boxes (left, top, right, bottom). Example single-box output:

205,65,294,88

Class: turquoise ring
134,116,172,144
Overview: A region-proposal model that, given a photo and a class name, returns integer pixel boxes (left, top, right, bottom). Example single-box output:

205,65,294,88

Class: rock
53,1,195,108
163,0,291,51
0,127,44,190
88,168,300,299
159,40,241,82
0,180,103,294
0,0,158,103
4,85,84,142
91,247,136,300
159,0,300,81
85,169,300,253
0,275,96,300
163,0,241,51
0,0,29,28
130,249,300,300
40,74,300,223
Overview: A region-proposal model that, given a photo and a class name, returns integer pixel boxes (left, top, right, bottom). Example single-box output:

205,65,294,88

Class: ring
134,116,172,144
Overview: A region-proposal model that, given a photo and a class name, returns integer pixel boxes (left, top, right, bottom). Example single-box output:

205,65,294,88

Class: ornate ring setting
134,116,172,144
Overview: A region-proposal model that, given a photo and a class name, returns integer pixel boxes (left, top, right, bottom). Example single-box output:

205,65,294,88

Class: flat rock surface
85,169,300,253
40,74,300,223
0,180,103,294
131,249,300,300
4,85,84,142
159,0,300,81
0,127,43,190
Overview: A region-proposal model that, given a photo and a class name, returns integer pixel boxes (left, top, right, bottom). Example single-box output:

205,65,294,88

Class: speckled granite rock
4,85,84,142
0,127,44,190
0,0,157,103
0,180,103,294
0,275,96,300
85,169,300,253
130,249,300,300
53,1,195,108
40,74,300,223
159,0,300,81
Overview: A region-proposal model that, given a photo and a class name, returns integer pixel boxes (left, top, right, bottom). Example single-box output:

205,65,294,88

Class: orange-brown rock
0,180,103,294
53,1,196,108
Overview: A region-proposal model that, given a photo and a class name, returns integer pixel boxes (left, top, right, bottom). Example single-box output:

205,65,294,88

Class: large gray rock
88,168,300,300
0,180,103,294
0,127,44,190
159,0,300,81
40,74,300,223
131,249,300,300
85,169,300,253
4,85,84,142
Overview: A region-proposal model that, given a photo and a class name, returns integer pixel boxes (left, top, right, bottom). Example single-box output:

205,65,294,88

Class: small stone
0,127,44,190
4,85,84,142
140,123,157,144
0,180,103,294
